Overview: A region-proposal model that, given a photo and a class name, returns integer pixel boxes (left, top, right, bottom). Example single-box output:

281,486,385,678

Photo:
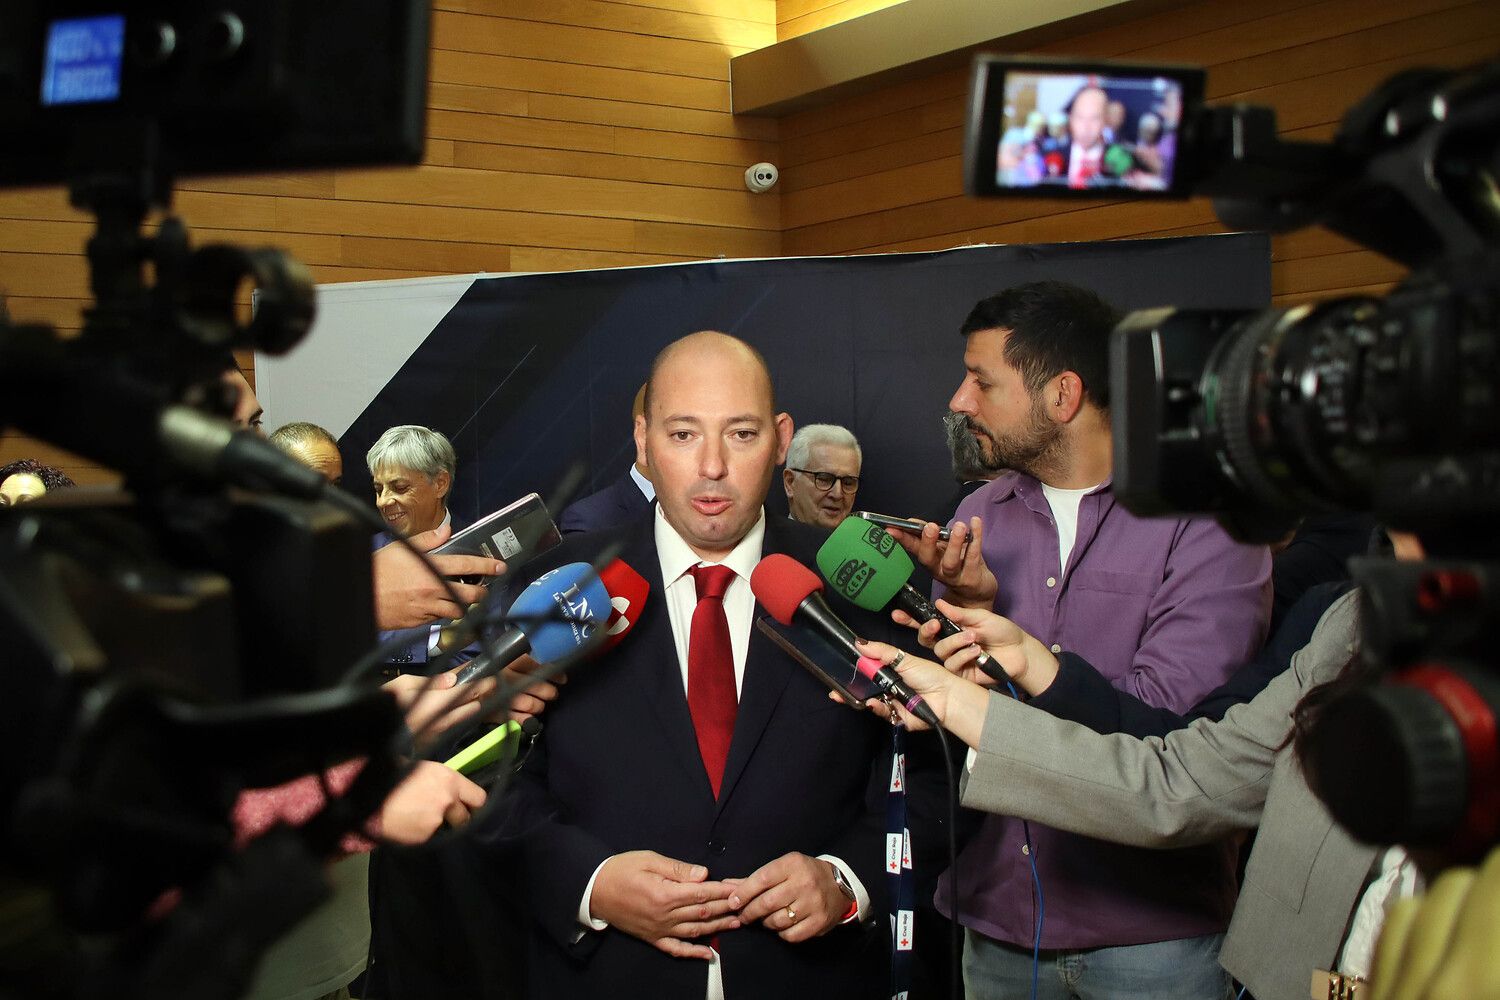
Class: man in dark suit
484,331,921,1000
559,383,654,536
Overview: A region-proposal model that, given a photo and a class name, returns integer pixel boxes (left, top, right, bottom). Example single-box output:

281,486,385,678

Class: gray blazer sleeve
960,590,1361,848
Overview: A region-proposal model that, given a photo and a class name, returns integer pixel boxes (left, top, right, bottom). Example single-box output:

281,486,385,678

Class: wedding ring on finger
785,906,798,923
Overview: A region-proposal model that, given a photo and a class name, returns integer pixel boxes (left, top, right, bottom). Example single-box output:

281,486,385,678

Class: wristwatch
830,865,857,901
829,864,859,923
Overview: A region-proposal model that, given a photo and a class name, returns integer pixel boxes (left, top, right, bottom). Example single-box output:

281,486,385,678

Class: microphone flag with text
454,562,610,686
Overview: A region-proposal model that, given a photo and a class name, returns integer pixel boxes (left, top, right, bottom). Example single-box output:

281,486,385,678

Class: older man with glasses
781,423,862,530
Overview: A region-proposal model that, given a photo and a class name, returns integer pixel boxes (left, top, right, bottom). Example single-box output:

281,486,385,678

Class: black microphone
853,654,941,728
750,553,940,727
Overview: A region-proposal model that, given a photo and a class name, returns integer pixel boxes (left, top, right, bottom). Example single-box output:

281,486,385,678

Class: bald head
635,330,792,559
643,331,775,425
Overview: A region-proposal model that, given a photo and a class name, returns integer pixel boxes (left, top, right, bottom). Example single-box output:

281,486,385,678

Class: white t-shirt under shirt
1040,482,1100,575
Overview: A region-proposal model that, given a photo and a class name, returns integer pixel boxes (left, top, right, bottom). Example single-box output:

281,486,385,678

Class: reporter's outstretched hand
891,599,1060,696
372,522,505,630
888,516,997,609
499,653,565,725
850,639,991,748
384,667,499,748
377,760,486,845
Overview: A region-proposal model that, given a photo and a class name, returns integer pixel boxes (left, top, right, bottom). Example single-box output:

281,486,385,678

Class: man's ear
433,469,452,501
774,412,794,465
633,413,649,469
1050,371,1087,423
782,467,796,499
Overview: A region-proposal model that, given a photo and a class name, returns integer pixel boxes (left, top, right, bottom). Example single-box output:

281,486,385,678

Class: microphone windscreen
598,558,650,651
750,553,823,625
509,562,611,663
815,516,915,611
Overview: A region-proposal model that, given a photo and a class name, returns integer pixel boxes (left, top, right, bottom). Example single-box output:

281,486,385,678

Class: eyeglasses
789,468,860,493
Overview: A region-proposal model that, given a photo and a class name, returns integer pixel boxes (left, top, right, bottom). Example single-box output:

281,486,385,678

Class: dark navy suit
483,510,934,1000
558,470,651,536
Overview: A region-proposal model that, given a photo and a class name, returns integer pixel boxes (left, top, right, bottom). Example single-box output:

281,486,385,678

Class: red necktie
687,564,738,798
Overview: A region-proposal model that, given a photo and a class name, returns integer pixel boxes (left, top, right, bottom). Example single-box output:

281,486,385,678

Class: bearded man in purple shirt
898,280,1272,999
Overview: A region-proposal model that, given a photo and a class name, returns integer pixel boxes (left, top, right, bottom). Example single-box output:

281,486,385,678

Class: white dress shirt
576,505,869,999
629,464,656,502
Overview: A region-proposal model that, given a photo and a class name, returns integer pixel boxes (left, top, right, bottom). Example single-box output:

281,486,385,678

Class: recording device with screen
0,1,428,185
432,492,562,584
964,57,1203,198
756,615,877,708
853,510,953,542
0,4,440,998
967,53,1500,862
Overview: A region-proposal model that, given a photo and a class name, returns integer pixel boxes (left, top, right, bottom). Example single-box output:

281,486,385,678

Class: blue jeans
963,929,1233,1000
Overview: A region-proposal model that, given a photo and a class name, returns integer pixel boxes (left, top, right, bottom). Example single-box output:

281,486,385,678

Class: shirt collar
630,464,656,501
654,504,766,588
983,470,1114,504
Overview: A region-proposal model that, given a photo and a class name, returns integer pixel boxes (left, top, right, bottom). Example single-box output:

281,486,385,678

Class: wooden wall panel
3,0,1495,485
779,0,1500,328
777,0,908,41
0,1,777,480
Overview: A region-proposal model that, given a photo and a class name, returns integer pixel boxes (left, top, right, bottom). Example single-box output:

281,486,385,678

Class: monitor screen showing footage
993,70,1185,193
40,14,125,107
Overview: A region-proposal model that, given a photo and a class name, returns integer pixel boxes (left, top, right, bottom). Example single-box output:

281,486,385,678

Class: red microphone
598,559,649,652
750,554,938,726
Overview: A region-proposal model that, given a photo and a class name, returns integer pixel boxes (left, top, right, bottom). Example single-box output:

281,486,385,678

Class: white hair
366,425,456,481
786,424,861,470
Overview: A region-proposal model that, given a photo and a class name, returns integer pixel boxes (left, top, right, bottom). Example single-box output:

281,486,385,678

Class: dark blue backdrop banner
337,234,1270,526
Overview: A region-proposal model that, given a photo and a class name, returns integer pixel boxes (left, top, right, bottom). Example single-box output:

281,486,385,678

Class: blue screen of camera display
41,15,126,106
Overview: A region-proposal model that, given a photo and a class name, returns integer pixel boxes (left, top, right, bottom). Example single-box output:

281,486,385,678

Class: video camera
0,3,433,997
966,55,1500,860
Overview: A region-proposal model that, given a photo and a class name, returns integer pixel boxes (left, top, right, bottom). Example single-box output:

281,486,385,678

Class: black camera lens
1304,662,1500,858
1111,260,1500,542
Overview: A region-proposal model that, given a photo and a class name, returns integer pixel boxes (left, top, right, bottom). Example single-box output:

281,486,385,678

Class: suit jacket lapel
715,518,799,813
622,516,716,799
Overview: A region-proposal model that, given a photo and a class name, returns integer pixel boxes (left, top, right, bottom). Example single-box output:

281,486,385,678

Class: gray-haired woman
366,424,455,536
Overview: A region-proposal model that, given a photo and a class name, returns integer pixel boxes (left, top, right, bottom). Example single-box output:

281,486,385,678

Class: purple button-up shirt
934,471,1271,949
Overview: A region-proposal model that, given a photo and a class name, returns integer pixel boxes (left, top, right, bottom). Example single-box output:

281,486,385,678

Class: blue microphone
455,562,610,684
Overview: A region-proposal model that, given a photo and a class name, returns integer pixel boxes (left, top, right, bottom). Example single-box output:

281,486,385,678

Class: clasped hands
589,850,854,960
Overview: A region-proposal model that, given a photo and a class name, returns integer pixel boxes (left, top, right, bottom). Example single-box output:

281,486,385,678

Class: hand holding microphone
749,553,940,728
898,599,1062,698
872,512,997,610
852,639,992,748
816,515,1010,687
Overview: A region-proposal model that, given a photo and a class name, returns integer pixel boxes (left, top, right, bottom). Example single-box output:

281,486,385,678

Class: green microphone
815,515,1007,683
816,516,916,611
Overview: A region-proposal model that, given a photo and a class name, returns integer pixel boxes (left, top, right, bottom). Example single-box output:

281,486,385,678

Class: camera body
966,55,1500,859
0,4,433,996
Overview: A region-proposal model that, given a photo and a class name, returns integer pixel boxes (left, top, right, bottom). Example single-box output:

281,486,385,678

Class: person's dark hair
0,458,76,491
959,280,1121,410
